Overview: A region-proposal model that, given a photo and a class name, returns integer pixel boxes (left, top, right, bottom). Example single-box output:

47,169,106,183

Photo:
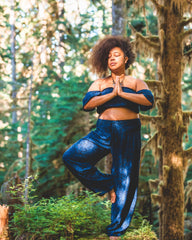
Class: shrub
123,220,158,240
10,192,111,239
10,191,157,240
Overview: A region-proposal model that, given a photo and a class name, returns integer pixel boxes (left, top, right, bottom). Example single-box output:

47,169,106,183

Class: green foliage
10,191,157,240
123,220,158,240
10,192,111,239
0,0,110,199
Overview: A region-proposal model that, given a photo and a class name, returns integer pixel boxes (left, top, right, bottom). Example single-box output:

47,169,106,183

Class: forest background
0,0,192,239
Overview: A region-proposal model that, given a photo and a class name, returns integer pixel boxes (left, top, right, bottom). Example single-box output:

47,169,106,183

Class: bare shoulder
124,76,149,91
124,76,137,90
87,78,102,91
135,78,149,91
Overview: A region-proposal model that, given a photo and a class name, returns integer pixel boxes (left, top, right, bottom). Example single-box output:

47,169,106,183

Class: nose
110,54,115,61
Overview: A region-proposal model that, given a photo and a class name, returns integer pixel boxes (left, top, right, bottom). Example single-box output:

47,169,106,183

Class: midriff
99,107,139,120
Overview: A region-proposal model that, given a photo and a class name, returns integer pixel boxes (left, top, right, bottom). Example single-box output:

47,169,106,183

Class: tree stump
0,205,9,240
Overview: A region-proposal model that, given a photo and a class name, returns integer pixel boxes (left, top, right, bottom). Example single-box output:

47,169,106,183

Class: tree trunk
158,2,184,239
112,0,127,36
10,0,17,124
57,0,65,77
24,58,33,202
134,1,190,238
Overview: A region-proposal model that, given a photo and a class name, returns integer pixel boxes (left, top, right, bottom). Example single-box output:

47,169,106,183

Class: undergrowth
10,192,110,239
10,191,157,240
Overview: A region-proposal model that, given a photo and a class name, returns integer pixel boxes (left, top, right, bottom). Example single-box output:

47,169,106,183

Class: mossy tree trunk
136,1,192,239
159,3,184,239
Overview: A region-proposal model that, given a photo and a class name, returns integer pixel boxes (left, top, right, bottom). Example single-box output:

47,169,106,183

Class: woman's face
107,47,128,72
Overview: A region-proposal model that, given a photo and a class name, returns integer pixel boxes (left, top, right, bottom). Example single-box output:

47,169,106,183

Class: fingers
113,80,122,96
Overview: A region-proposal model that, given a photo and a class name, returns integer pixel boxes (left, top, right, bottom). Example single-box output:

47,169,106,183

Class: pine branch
182,29,192,40
136,32,160,51
180,17,192,27
150,0,165,13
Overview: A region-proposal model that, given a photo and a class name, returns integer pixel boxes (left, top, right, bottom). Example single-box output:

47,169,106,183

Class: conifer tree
10,0,17,124
133,1,192,239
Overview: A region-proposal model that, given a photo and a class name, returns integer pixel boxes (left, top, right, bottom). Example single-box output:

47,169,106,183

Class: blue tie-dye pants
62,118,141,237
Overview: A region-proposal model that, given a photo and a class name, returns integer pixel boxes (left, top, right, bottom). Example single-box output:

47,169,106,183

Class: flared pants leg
62,137,113,195
62,118,141,237
106,119,141,236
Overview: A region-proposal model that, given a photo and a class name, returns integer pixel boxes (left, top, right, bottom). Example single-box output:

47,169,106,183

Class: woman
62,35,154,239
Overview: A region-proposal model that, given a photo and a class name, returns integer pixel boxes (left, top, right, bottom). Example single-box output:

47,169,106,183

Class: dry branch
183,147,192,160
184,48,192,59
136,33,160,50
150,0,165,13
144,80,162,90
182,29,192,40
140,131,160,166
183,111,192,119
140,114,162,125
180,17,192,27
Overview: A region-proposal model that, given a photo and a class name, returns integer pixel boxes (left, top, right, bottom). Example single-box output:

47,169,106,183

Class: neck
111,73,125,82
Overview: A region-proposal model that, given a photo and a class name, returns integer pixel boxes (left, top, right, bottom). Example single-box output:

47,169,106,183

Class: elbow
144,99,153,106
83,103,88,111
83,103,91,110
83,103,95,112
147,101,153,106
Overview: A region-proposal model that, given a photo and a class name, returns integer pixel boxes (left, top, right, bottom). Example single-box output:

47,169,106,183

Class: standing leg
106,119,141,237
62,137,113,196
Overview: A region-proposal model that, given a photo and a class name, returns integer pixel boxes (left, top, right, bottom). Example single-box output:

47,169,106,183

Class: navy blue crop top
83,87,154,114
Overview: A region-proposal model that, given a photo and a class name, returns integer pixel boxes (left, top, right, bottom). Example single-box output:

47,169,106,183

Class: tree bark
157,1,185,239
134,0,191,238
24,58,33,202
112,0,127,36
10,0,17,124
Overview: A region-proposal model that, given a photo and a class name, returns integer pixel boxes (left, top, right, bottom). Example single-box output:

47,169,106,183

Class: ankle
109,189,116,204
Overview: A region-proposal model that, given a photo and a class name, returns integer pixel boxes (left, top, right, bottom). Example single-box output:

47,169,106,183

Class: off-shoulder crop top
83,87,154,114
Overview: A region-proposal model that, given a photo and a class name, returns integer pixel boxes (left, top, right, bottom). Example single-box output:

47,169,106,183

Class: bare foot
109,236,120,240
109,189,116,203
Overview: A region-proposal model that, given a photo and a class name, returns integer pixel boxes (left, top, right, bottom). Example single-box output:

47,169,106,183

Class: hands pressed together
112,76,123,97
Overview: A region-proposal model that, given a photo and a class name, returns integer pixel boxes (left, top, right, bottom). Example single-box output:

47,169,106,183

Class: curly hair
88,35,135,76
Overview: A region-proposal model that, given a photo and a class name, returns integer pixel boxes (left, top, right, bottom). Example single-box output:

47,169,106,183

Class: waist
99,107,139,120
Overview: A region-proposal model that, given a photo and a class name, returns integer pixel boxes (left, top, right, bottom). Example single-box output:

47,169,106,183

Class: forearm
84,92,115,110
120,92,152,106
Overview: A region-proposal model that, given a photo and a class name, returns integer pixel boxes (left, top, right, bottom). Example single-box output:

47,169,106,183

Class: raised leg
62,137,113,195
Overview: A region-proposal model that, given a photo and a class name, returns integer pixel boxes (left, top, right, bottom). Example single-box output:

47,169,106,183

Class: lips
110,62,116,66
